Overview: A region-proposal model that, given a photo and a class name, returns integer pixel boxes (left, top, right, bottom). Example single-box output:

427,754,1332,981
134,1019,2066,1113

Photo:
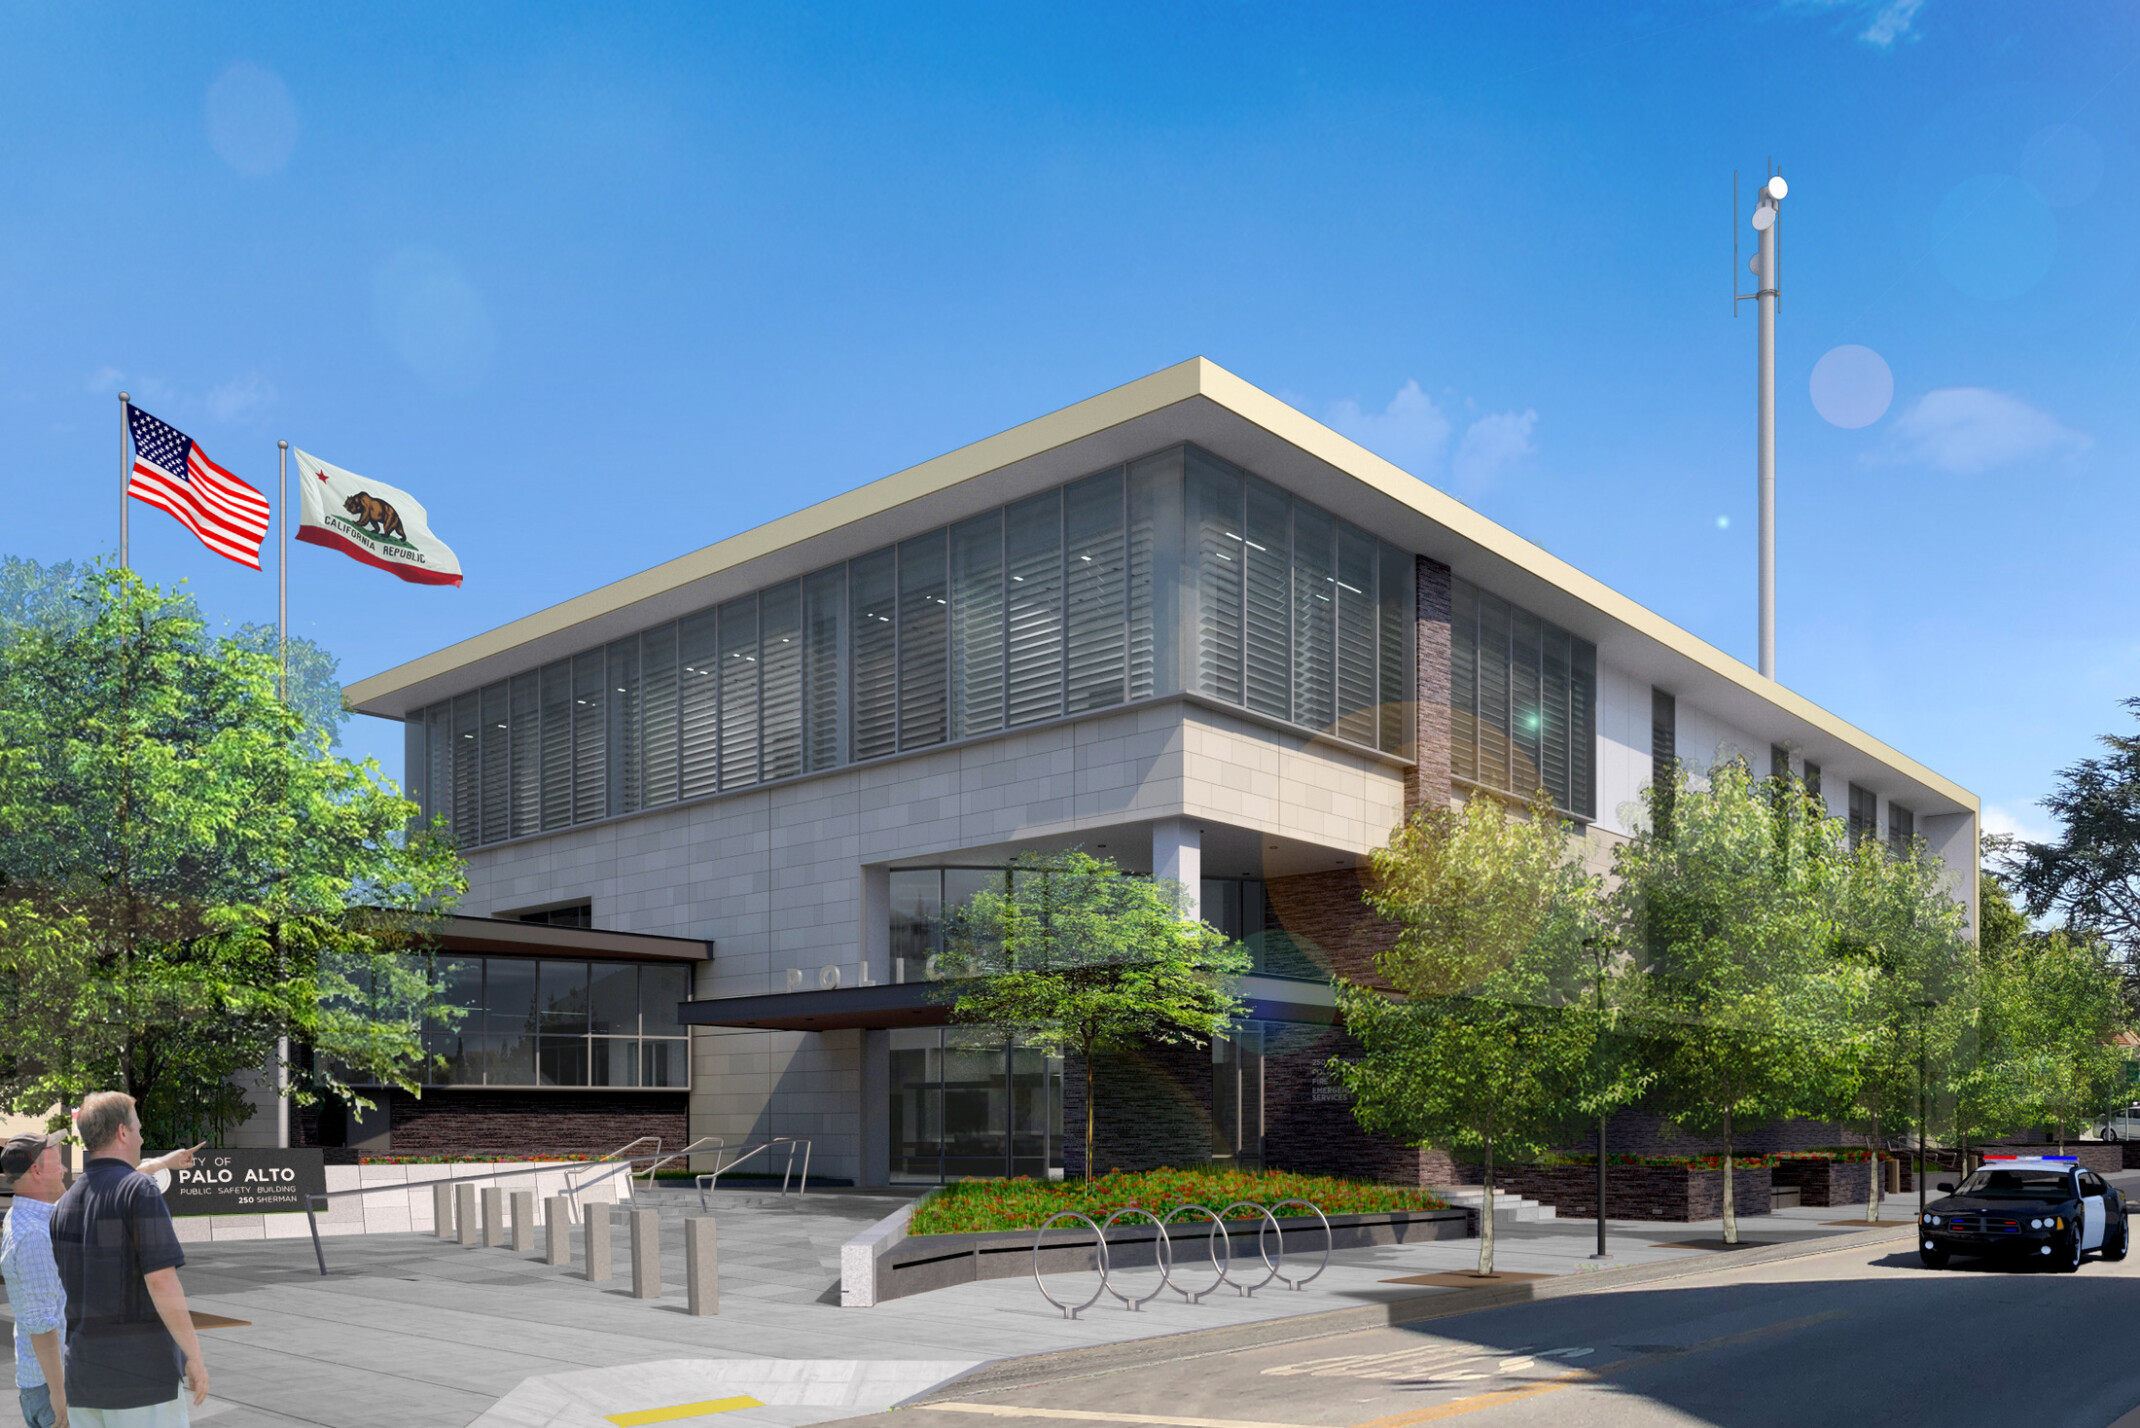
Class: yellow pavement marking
1348,1310,1846,1427
927,1405,1325,1428
605,1396,765,1426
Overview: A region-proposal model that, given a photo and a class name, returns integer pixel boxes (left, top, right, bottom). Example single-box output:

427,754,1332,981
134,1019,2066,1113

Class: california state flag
294,449,463,587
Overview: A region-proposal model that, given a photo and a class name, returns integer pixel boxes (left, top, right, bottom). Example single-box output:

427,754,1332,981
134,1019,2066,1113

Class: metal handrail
636,1136,726,1183
693,1137,811,1207
562,1136,665,1216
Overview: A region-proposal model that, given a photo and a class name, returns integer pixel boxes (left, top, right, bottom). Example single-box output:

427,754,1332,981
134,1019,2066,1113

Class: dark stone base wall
295,1089,688,1159
1471,1164,1774,1222
1771,1158,1873,1207
1062,1041,1217,1177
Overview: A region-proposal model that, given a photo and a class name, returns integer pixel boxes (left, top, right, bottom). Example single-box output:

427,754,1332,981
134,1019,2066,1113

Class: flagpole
278,439,289,700
118,391,131,568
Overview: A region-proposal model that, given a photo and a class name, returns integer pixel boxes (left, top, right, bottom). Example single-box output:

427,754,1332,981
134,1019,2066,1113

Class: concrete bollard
630,1207,661,1300
686,1216,717,1316
433,1182,454,1239
585,1201,612,1282
482,1186,505,1248
456,1184,479,1246
511,1191,536,1252
546,1196,572,1266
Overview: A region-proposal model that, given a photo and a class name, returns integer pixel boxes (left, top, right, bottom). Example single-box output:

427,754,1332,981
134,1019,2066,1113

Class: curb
916,1220,1918,1401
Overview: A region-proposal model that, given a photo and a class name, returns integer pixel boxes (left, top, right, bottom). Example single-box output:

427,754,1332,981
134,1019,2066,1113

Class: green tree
1337,790,1601,1276
1609,760,1855,1244
939,850,1249,1180
1828,831,1977,1221
2013,699,2140,1014
1970,927,2126,1149
0,565,464,1139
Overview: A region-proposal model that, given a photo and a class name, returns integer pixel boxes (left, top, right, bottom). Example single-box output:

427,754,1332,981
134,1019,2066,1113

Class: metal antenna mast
1735,165,1787,680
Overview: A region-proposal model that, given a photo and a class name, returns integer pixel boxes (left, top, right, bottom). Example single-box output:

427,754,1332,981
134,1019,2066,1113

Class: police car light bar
1981,1154,2077,1162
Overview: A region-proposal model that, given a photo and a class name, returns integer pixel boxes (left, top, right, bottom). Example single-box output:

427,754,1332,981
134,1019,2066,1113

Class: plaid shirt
1,1196,65,1389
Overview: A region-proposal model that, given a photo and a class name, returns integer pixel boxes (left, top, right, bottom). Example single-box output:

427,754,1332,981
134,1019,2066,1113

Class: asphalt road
872,1228,2140,1428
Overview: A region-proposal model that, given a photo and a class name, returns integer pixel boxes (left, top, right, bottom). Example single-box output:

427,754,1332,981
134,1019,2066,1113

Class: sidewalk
0,1186,1920,1428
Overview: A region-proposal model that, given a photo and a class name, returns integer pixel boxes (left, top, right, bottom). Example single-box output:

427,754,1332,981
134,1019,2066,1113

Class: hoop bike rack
1029,1199,1330,1317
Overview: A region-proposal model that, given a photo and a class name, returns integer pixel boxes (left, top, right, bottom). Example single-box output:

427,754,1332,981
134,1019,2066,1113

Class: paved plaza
0,1182,1943,1428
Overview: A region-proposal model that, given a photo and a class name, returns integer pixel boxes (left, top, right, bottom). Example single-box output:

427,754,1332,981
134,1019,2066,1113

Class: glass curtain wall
410,444,1424,847
889,1027,1062,1183
348,956,692,1089
1446,578,1598,819
1183,449,1415,752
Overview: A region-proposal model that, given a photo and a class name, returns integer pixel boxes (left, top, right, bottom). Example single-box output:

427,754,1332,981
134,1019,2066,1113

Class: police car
1919,1155,2129,1272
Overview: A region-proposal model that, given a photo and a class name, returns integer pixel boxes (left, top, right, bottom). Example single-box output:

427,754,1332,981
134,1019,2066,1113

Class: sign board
159,1148,327,1217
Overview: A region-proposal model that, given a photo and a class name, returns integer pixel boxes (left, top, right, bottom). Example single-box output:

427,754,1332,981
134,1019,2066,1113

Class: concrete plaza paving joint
1,1183,1945,1428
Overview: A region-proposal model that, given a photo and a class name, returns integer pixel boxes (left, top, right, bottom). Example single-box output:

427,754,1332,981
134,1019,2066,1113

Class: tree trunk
1721,1109,1737,1245
1084,1040,1097,1182
1866,1113,1882,1223
1478,1138,1496,1276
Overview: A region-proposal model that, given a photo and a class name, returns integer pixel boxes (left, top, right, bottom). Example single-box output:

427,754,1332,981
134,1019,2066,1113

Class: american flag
126,405,271,570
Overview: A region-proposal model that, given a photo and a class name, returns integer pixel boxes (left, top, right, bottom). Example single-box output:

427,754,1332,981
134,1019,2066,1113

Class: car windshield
1953,1169,2071,1200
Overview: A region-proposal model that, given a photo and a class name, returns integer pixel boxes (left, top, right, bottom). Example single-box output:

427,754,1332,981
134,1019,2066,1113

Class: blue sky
3,2,2133,843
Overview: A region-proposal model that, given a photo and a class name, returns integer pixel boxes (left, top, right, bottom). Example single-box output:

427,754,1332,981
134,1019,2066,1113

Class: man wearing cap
3,1124,199,1428
3,1130,74,1428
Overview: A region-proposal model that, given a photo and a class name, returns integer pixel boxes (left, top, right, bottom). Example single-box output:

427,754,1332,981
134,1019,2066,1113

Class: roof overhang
678,978,1336,1032
434,914,711,962
346,356,1977,820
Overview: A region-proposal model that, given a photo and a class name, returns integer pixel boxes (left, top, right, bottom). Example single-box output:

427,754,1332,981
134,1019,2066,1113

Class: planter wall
841,1205,1474,1307
1480,1164,1774,1223
1770,1158,1873,1207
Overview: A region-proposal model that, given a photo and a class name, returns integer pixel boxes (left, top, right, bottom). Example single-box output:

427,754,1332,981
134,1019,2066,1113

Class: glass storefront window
890,1027,1063,1184
378,955,690,1089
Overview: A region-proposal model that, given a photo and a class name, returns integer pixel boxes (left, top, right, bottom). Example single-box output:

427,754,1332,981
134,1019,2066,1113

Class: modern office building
344,358,1979,1184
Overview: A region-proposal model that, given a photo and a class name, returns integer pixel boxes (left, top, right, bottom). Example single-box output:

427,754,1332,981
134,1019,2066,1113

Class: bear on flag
294,449,462,587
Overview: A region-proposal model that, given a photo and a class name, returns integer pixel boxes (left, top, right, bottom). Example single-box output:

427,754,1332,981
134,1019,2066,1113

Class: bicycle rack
1263,1199,1332,1290
1098,1206,1171,1312
1028,1199,1325,1314
1032,1210,1109,1319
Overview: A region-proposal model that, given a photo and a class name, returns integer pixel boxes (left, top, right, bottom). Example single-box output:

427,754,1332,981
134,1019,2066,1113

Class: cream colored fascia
346,355,1976,819
1187,362,1978,817
343,357,1212,714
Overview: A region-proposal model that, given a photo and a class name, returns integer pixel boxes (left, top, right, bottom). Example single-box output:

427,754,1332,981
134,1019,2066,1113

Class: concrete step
1427,1186,1558,1224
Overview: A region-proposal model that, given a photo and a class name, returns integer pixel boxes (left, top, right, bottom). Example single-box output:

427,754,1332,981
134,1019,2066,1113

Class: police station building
341,358,1980,1185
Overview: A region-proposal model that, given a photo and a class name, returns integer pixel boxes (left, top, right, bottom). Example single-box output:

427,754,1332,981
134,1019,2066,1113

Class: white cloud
206,372,276,423
86,366,124,394
1983,802,2055,847
1452,408,1539,489
1790,0,1926,48
1858,0,1924,45
1322,380,1453,477
1875,387,2089,476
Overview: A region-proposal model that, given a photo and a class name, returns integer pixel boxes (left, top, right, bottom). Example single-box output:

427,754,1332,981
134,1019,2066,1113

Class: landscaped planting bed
907,1168,1448,1236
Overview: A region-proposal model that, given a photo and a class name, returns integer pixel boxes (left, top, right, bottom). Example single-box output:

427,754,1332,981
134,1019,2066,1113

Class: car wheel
2057,1232,2085,1273
1919,1245,1950,1269
2105,1219,2129,1263
2109,1130,2122,1143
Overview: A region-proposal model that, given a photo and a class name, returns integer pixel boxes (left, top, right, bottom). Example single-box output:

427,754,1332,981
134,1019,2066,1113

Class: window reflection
891,1027,1062,1184
388,955,688,1089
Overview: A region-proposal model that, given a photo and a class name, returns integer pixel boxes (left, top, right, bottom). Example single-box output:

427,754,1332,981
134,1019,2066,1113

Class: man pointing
49,1095,209,1427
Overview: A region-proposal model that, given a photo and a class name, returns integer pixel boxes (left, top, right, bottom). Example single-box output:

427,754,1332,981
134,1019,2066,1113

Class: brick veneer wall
1480,1163,1775,1222
1770,1158,1873,1207
1261,1020,1459,1185
1409,556,1453,814
1061,1041,1216,1177
324,1089,690,1157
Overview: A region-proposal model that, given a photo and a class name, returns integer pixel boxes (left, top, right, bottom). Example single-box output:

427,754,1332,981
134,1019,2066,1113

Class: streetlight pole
1750,173,1787,681
1916,997,1937,1220
1585,936,1611,1261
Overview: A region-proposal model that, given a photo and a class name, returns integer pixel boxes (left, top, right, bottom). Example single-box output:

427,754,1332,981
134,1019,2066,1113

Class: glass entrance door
889,1027,1063,1184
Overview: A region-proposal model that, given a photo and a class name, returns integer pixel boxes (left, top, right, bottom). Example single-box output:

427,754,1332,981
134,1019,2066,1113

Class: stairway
1428,1186,1559,1225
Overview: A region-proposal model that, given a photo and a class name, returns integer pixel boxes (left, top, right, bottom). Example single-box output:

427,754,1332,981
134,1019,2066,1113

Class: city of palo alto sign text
160,1148,328,1217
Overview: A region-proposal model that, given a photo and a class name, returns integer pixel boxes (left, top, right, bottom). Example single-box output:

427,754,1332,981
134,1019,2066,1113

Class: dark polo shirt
49,1157,186,1409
